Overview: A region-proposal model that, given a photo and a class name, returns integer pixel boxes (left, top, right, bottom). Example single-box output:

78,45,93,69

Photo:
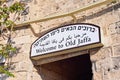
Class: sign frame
30,23,103,60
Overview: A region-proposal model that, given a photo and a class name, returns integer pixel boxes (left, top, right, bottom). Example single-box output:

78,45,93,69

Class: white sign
31,23,101,58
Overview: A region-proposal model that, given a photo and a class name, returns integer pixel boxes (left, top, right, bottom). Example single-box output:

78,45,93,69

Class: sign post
30,23,103,60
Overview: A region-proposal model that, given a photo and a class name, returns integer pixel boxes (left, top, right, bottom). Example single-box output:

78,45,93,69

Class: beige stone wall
0,0,120,80
16,0,98,24
1,27,40,80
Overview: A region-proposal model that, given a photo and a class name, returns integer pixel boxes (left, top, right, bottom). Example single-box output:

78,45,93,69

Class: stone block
90,47,112,61
9,62,20,72
112,57,120,70
9,60,33,72
103,74,111,80
105,11,119,26
13,29,25,37
73,0,85,4
116,21,120,34
39,16,73,33
31,37,38,42
11,52,30,63
113,44,120,56
111,34,117,44
17,43,31,53
107,69,120,80
6,72,27,80
108,23,117,35
30,23,42,34
13,35,31,44
26,71,33,80
95,58,113,72
102,36,113,47
103,69,120,80
111,34,120,44
93,71,103,80
19,61,34,72
108,21,120,35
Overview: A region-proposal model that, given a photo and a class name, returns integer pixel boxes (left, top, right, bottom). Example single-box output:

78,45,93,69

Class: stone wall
89,3,120,80
0,0,120,80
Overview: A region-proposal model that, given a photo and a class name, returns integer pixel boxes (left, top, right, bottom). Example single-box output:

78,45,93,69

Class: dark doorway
39,54,93,80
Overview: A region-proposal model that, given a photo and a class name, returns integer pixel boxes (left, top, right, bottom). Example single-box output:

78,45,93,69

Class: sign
30,23,102,60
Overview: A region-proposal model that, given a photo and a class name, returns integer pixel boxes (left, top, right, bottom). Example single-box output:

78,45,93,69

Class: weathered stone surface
11,27,33,38
107,70,120,80
93,71,103,80
24,27,34,36
16,43,31,53
13,35,31,44
113,44,120,56
30,23,42,34
6,72,27,80
115,21,120,34
111,34,120,44
9,62,20,72
37,16,73,33
102,69,120,80
112,57,120,70
19,60,33,71
9,60,33,72
103,74,111,80
90,47,112,61
16,0,87,24
108,20,120,45
32,72,42,80
95,58,113,72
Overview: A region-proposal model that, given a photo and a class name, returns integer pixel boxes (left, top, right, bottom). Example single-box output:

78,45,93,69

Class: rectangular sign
30,23,103,60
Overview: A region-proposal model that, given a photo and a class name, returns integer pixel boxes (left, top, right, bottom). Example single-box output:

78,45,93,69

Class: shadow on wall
35,54,93,80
